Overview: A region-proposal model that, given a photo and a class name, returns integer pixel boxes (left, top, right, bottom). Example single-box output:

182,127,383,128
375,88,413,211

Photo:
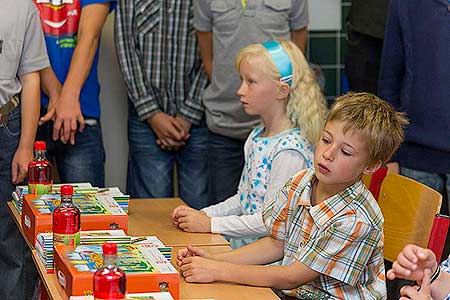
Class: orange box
54,244,179,299
21,193,128,246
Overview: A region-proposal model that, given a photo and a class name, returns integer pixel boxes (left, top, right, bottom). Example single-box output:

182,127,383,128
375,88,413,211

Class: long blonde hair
235,40,328,145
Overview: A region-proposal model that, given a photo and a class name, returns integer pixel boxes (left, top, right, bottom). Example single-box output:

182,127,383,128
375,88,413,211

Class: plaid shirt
263,169,386,299
442,256,450,300
115,0,208,124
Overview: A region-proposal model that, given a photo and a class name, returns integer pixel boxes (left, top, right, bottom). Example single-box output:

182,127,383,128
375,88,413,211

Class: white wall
98,14,128,191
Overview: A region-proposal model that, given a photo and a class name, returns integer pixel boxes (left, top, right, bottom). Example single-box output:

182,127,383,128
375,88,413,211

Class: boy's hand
147,112,186,150
387,244,438,283
176,245,210,267
53,89,85,145
11,146,33,184
174,208,211,233
39,93,59,125
180,256,220,283
399,268,433,300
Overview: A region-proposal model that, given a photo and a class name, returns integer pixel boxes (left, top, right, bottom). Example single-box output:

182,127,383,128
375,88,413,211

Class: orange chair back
378,173,442,262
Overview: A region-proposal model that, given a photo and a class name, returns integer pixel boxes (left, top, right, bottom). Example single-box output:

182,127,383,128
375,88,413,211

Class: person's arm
202,194,242,217
53,3,110,145
196,31,213,80
291,27,307,54
38,66,62,125
378,0,404,109
290,0,309,54
12,72,40,184
179,237,320,287
12,2,49,184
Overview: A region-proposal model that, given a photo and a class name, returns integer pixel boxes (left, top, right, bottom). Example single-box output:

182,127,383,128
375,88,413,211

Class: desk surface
128,198,229,247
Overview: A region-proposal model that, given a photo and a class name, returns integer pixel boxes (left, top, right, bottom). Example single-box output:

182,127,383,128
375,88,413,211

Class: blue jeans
127,105,209,209
36,115,105,187
0,106,37,300
400,167,450,213
207,131,245,206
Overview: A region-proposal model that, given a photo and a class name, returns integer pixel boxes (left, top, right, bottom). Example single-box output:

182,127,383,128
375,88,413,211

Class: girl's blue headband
262,40,293,86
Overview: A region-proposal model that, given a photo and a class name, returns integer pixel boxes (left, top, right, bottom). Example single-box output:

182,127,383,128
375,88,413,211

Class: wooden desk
128,198,229,247
9,199,278,300
32,246,279,300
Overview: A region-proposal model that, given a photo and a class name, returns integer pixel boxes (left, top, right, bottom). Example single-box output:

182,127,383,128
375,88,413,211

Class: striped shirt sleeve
115,0,160,121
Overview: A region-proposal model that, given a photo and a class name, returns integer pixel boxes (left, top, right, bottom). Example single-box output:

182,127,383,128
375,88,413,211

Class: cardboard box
54,244,179,299
21,193,128,246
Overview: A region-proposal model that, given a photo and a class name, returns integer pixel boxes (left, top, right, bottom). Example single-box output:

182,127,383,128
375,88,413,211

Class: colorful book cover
54,244,179,298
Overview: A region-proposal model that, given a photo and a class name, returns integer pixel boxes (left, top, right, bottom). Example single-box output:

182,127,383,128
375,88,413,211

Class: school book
22,192,128,246
54,243,179,299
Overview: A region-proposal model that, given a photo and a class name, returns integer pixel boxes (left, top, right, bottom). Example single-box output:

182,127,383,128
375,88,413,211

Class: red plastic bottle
94,243,126,300
28,141,53,194
52,185,81,246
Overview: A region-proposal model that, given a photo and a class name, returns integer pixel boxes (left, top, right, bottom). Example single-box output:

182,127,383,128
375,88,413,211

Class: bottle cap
34,141,46,151
102,243,118,255
60,185,73,196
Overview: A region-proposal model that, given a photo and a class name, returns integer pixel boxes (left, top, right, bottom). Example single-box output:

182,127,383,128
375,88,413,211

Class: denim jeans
400,167,450,213
0,106,37,300
207,131,245,206
36,115,106,187
127,105,209,209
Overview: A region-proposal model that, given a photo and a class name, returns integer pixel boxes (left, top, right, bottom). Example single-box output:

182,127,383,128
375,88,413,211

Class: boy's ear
277,83,290,100
363,160,383,176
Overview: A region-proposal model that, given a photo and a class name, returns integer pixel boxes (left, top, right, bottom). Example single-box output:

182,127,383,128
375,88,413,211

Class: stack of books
54,242,179,298
35,232,170,273
12,183,130,215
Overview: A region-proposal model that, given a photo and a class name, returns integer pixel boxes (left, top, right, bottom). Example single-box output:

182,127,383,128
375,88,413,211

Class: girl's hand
171,205,195,225
175,209,211,233
399,268,433,300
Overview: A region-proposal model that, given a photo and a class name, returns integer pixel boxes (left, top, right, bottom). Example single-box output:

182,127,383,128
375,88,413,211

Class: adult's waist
394,142,450,174
0,94,20,116
0,94,20,125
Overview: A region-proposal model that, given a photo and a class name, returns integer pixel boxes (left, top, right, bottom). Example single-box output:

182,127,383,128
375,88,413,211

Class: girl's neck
260,111,291,138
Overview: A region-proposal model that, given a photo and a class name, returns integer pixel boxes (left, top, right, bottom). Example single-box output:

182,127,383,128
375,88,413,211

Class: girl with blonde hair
172,40,328,248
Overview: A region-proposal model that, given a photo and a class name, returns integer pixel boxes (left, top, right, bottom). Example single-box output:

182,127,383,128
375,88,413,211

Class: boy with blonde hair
176,92,408,299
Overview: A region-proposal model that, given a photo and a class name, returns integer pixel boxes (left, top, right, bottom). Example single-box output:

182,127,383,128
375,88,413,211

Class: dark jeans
345,28,384,94
36,113,106,187
0,106,37,300
127,104,209,209
207,131,245,206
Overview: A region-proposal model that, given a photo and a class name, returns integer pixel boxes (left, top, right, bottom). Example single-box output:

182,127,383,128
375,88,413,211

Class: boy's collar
297,169,364,227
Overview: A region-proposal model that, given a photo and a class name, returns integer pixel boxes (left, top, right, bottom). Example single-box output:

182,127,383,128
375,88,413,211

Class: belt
0,94,20,125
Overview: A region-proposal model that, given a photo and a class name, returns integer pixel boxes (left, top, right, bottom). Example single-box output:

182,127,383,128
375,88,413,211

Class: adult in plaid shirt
115,0,209,208
176,93,408,299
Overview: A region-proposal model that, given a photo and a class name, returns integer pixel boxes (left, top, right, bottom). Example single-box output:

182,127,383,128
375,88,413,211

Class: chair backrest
378,173,442,262
428,214,450,262
362,166,388,200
